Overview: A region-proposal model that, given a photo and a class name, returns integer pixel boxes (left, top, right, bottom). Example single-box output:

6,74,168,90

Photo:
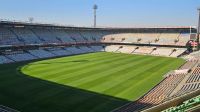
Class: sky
0,0,199,27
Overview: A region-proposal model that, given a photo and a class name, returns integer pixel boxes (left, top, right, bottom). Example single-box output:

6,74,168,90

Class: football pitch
0,52,185,112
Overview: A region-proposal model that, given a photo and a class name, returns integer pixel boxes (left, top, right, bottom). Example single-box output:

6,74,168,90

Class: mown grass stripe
86,57,166,92
103,58,173,100
75,56,158,88
56,54,147,85
42,53,141,81
117,58,184,99
35,54,128,81
65,57,175,110
23,52,114,74
18,52,185,112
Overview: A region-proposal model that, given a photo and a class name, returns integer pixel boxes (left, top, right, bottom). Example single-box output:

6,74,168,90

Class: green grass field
0,52,185,112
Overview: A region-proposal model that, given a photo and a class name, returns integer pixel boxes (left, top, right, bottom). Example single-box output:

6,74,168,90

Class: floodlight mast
193,8,200,50
197,8,200,43
93,4,98,28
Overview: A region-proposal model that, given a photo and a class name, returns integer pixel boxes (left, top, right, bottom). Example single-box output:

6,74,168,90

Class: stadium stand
139,73,187,104
113,74,187,112
178,33,191,46
80,31,96,41
0,45,105,64
49,29,75,43
0,55,14,64
179,60,198,70
0,21,198,112
5,51,37,62
169,48,187,57
105,45,121,52
31,28,61,43
11,28,42,44
113,59,200,112
162,95,200,112
66,46,88,54
0,27,22,45
102,32,190,46
133,46,154,54
104,45,186,57
184,50,200,61
90,45,105,51
66,30,86,42
29,49,55,58
80,46,95,53
117,45,136,54
151,47,184,57
46,47,71,56
0,105,19,112
170,62,200,97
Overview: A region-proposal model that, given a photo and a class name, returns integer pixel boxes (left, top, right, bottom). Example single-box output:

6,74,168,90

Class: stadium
0,1,200,112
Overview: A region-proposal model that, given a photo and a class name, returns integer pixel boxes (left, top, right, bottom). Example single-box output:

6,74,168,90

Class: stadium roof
0,20,197,32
